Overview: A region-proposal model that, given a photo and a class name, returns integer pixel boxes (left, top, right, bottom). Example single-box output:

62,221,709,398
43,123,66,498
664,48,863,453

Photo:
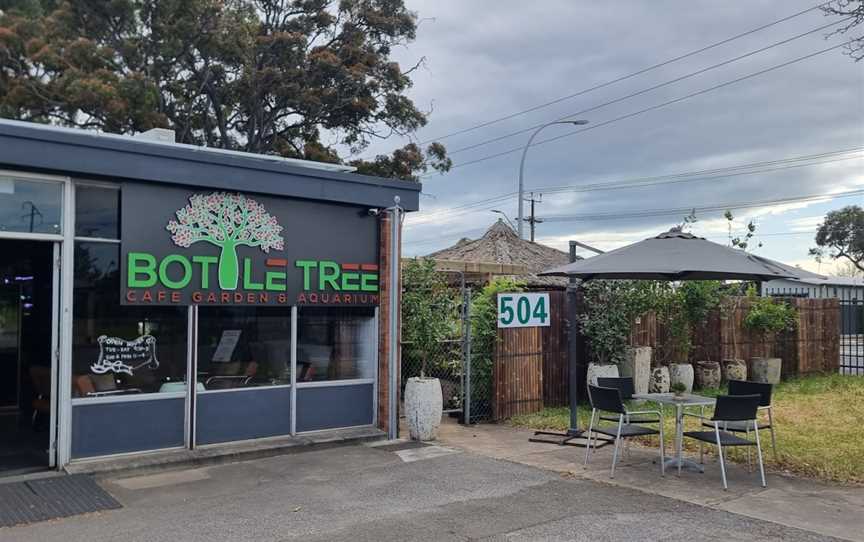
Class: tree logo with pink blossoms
166,192,285,290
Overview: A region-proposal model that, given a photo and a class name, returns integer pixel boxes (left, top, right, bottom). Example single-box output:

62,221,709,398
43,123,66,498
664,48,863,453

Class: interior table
633,392,716,473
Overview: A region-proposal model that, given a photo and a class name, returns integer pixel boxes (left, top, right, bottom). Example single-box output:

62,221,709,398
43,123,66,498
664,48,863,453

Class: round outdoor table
633,392,716,473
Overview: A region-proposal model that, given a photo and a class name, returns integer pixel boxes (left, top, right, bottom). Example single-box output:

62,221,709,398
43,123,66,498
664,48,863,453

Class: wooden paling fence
492,295,840,421
631,297,840,378
492,291,568,420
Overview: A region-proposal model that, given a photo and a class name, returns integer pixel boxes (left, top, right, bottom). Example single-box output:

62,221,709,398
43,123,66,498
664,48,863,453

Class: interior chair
29,366,51,428
707,380,777,461
584,384,665,478
205,361,258,389
683,394,766,490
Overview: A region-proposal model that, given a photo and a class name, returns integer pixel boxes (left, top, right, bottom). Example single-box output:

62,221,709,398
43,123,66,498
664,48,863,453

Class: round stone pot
587,363,619,387
404,377,443,441
649,366,670,393
722,359,747,384
751,357,782,385
694,360,721,389
669,363,694,393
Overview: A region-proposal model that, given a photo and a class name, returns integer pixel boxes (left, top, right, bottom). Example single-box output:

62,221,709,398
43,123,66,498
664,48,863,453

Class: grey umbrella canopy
542,229,823,281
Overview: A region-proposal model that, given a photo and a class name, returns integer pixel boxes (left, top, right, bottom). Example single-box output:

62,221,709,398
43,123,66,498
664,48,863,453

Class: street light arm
517,119,588,239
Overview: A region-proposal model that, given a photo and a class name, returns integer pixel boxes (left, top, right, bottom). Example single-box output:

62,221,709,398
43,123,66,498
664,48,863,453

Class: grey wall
296,383,374,432
196,387,292,445
71,398,185,459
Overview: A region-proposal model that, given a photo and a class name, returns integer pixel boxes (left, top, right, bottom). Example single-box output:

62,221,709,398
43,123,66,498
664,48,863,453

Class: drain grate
0,474,121,528
374,441,430,453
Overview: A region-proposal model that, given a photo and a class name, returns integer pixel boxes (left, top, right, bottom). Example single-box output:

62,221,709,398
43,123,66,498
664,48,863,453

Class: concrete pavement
436,420,864,542
0,431,850,541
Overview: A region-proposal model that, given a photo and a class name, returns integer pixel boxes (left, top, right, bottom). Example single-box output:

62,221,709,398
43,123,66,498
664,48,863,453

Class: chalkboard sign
91,335,159,375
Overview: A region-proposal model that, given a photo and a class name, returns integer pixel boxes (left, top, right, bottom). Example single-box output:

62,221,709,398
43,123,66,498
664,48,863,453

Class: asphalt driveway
1,442,839,542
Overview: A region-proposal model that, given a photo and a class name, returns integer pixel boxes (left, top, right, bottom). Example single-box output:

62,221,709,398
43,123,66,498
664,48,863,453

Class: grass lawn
509,374,864,485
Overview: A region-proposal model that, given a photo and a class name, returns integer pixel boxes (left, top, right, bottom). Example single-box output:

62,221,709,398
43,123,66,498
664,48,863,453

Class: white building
761,276,864,300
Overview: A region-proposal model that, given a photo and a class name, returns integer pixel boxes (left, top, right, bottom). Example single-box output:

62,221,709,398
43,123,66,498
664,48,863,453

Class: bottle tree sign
497,293,550,328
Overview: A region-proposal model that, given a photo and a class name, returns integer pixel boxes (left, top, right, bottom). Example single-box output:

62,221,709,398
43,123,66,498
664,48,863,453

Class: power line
542,188,864,223
448,18,848,156
406,148,863,225
426,39,855,176
405,189,863,246
415,0,835,146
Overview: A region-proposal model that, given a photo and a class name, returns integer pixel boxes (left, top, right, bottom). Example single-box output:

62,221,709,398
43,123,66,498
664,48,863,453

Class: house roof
775,276,864,287
426,219,576,288
0,118,420,211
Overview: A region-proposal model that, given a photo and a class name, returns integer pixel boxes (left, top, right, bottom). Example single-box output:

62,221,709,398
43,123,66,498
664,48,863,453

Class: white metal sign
497,293,550,328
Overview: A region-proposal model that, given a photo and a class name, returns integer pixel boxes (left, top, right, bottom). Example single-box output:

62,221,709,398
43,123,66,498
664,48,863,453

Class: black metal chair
596,377,660,424
584,385,665,478
684,394,766,489
703,380,777,461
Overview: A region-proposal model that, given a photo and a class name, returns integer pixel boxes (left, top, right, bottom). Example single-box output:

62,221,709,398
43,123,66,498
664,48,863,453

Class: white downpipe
387,198,402,440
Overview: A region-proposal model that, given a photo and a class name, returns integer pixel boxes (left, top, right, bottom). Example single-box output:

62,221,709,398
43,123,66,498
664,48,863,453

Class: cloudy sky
356,0,863,274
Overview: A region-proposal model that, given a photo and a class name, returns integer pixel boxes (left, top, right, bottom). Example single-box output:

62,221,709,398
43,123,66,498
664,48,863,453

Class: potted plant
670,381,687,399
743,287,797,384
401,259,458,440
579,281,633,385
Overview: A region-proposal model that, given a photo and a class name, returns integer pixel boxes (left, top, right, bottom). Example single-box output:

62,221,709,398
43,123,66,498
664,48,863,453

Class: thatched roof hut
425,220,577,289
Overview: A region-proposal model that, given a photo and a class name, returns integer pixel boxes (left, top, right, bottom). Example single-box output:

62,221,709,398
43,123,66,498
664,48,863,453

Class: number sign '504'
497,293,550,328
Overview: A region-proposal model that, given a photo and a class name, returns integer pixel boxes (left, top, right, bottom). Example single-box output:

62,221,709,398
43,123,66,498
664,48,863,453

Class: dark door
0,240,53,475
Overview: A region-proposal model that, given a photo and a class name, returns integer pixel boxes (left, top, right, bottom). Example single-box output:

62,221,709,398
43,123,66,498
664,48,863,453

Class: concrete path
437,420,864,542
0,433,849,541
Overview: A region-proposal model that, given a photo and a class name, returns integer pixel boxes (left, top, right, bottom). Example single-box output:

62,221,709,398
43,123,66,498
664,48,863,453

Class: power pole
525,192,543,242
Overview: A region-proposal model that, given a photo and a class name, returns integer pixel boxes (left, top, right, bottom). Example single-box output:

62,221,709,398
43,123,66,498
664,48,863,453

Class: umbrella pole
529,245,609,448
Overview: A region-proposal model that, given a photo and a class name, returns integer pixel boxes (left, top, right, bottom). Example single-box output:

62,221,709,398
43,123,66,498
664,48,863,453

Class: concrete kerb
64,426,386,479
435,420,864,542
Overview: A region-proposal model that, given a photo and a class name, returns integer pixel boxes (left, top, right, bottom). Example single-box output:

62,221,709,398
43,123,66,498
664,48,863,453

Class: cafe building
0,118,414,472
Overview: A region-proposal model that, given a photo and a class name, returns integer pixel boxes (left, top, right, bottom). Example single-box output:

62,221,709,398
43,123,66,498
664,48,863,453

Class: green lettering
265,270,287,291
242,259,263,290
318,261,340,291
192,256,218,289
340,272,360,292
360,273,378,292
159,254,192,289
295,260,318,290
128,252,157,288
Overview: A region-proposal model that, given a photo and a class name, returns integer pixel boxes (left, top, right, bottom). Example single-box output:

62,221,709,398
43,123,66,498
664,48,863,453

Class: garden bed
509,374,864,485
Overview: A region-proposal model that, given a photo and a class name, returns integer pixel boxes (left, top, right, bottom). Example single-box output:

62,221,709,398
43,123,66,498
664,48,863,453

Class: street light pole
517,119,588,239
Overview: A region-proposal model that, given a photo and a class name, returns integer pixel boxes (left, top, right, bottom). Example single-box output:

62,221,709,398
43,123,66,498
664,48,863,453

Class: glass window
197,307,293,390
297,307,376,382
0,177,62,234
75,185,120,239
72,242,188,397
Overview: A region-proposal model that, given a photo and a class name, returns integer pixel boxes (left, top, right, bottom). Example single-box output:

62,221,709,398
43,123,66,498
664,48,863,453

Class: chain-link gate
400,282,494,424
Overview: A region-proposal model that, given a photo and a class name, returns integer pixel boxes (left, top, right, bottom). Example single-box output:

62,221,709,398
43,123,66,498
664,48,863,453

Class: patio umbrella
529,229,822,448
541,229,823,281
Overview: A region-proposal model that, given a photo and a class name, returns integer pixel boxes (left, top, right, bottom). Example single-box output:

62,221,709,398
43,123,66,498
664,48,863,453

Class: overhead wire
414,0,837,146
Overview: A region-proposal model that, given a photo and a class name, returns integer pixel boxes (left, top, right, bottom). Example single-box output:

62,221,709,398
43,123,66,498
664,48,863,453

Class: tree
0,0,450,180
724,210,761,251
401,258,458,377
167,192,284,290
822,0,864,62
810,205,864,273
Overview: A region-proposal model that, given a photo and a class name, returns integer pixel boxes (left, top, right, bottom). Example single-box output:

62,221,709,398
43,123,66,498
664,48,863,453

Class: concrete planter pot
695,360,721,389
751,357,782,385
649,366,670,393
587,363,619,387
621,347,652,395
669,363,694,393
586,363,619,387
404,377,443,441
722,359,747,384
